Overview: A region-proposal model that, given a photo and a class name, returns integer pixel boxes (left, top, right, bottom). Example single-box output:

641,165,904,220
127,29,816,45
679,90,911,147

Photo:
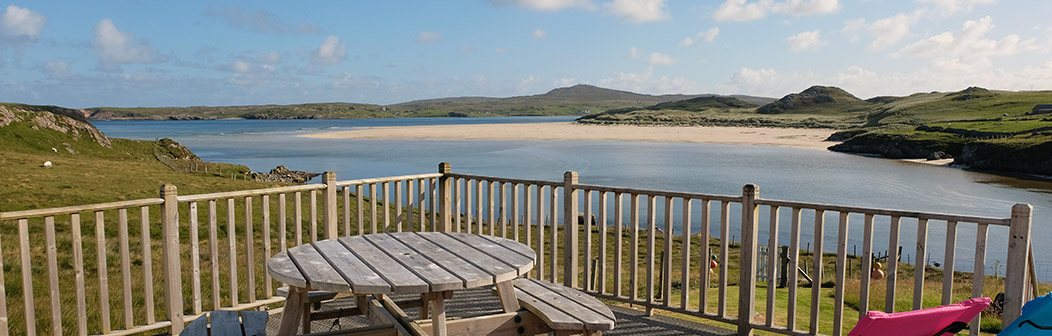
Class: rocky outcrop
251,166,321,183
757,86,862,114
156,138,201,161
955,142,1052,175
1,104,112,147
828,133,962,159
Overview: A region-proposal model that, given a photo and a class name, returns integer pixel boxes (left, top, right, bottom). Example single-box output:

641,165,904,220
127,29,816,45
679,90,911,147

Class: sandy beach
300,122,838,151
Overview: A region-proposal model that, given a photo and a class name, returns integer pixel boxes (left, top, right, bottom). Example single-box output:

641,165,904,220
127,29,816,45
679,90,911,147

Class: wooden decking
265,287,735,335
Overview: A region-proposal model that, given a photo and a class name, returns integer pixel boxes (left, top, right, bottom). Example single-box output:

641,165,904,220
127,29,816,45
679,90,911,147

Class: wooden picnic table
267,232,536,336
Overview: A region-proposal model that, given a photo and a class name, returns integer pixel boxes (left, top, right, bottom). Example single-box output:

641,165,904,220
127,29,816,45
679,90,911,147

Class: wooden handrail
0,198,163,219
756,198,1011,225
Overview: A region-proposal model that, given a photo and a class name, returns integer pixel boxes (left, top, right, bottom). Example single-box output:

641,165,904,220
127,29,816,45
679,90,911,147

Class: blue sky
1,0,1050,107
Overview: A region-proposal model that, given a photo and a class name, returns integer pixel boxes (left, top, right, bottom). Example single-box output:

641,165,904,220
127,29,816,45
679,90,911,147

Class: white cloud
720,67,819,97
93,19,165,70
258,51,281,64
43,61,70,80
843,12,918,49
1,5,46,40
491,0,596,11
204,6,320,34
900,16,1037,72
715,0,839,22
416,31,443,44
598,66,697,94
918,0,995,14
648,52,677,65
680,27,720,46
533,28,548,39
629,46,640,59
787,30,826,52
604,0,668,23
232,59,251,73
313,35,347,65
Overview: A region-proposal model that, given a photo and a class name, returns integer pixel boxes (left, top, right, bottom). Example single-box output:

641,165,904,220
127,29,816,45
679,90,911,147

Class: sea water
95,117,1052,281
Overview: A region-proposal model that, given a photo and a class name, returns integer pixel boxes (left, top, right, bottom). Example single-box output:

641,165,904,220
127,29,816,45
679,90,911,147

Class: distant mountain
756,86,872,115
389,84,752,117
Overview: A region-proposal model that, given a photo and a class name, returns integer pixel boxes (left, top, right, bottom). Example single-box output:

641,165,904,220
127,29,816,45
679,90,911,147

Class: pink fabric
847,297,991,336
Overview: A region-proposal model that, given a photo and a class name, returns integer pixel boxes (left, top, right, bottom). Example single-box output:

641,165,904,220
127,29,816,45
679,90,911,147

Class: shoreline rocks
251,165,321,183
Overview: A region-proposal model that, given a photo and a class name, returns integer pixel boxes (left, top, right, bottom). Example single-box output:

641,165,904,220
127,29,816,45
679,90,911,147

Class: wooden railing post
438,163,453,232
1003,203,1033,327
738,184,759,336
160,185,184,334
323,172,339,239
563,171,579,288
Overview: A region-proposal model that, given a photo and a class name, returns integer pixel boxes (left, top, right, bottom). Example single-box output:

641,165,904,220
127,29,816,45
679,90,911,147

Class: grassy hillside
82,84,774,120
0,103,273,210
577,94,848,128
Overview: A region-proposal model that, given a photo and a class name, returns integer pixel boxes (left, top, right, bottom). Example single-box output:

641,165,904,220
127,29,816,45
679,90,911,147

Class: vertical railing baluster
680,198,691,309
535,185,545,281
0,221,7,336
810,209,826,335
699,199,711,314
500,182,508,237
190,202,202,315
550,185,559,283
766,205,779,327
914,218,928,310
395,181,403,232
833,212,850,336
262,195,273,298
787,208,801,331
662,196,673,308
209,200,220,310
94,212,110,334
512,183,520,241
942,221,958,305
971,223,989,335
418,180,426,232
614,192,623,298
718,201,729,318
343,187,351,235
583,190,593,291
72,213,87,335
630,193,639,302
475,180,483,235
278,194,287,251
227,198,238,306
295,191,303,245
310,189,318,240
160,185,184,334
454,178,461,232
369,185,377,234
246,196,256,303
430,178,438,231
383,182,391,233
886,216,900,313
45,215,62,335
406,180,414,232
860,214,875,319
647,194,657,309
19,217,37,336
524,184,533,246
599,192,609,295
489,181,496,236
465,179,474,234
357,185,365,235
1004,204,1033,326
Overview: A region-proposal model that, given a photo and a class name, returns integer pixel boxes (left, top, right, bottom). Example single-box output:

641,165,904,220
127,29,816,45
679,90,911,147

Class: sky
1,0,1051,108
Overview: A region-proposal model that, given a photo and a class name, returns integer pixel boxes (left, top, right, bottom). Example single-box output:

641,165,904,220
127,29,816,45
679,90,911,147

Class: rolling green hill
0,103,270,211
83,84,773,120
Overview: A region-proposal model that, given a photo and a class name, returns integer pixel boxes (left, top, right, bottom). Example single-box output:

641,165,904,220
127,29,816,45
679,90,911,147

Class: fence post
1003,203,1033,327
160,185,184,334
563,171,579,288
323,172,338,239
738,184,759,336
438,162,453,232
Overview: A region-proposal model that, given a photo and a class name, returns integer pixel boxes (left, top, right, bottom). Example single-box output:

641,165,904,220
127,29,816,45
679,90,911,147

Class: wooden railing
0,162,1035,336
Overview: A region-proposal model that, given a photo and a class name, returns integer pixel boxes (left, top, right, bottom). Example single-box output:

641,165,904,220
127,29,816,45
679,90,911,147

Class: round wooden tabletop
268,232,536,294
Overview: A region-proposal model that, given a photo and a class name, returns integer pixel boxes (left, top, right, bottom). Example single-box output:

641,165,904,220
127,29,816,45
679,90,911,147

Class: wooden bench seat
513,278,616,335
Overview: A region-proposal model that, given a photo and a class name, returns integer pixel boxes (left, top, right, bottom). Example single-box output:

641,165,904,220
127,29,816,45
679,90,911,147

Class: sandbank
299,122,838,151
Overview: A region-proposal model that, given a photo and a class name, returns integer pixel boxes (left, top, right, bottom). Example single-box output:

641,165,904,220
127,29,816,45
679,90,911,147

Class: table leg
433,292,447,336
496,281,520,312
420,293,430,319
277,286,308,336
